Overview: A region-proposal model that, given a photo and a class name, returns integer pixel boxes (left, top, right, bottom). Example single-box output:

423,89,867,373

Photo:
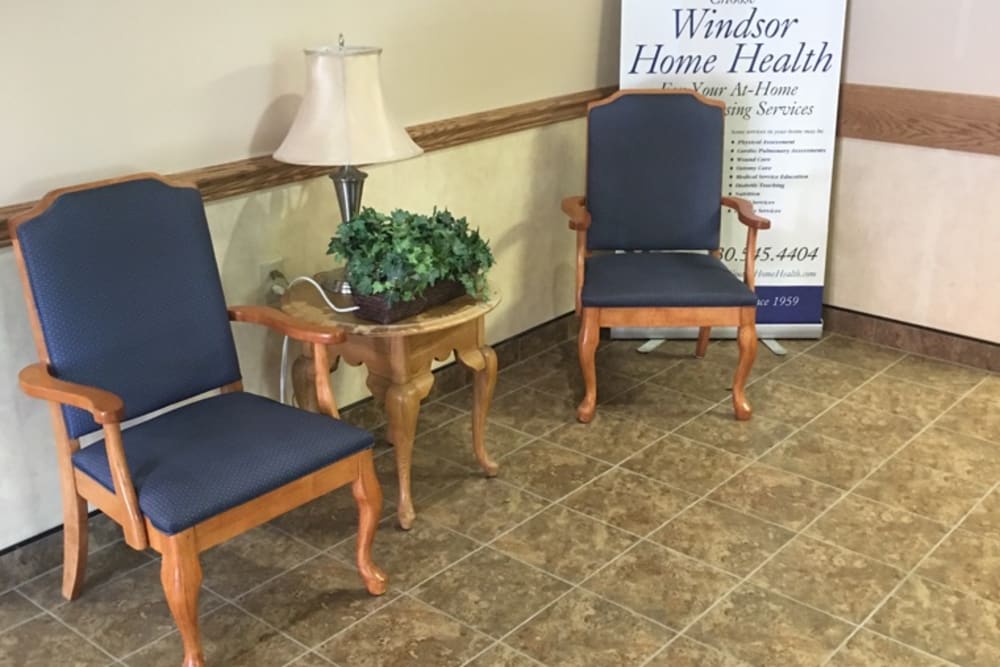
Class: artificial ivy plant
328,207,494,306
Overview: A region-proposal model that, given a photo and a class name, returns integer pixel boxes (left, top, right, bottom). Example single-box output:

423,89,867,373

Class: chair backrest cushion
586,92,724,251
16,177,241,438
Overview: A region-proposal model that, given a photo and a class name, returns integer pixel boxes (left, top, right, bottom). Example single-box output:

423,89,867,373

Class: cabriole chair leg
61,493,89,600
352,451,388,595
732,313,757,421
161,531,205,667
695,326,711,358
577,308,600,423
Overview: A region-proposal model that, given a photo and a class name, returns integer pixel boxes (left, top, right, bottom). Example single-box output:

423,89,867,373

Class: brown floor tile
918,527,1000,604
846,376,959,424
962,488,1000,539
871,575,1000,667
441,376,521,412
675,406,796,457
465,643,541,666
652,501,794,577
421,478,548,542
486,388,578,436
709,464,842,531
374,448,473,507
416,417,534,467
761,429,892,490
706,339,796,373
269,485,392,550
898,426,1000,484
285,653,334,666
885,354,987,393
752,535,904,623
937,395,1000,444
125,603,302,667
804,402,924,452
595,339,688,380
413,547,570,637
319,595,493,667
545,413,666,464
745,379,835,426
199,524,317,599
237,553,397,647
529,364,639,404
518,319,574,361
769,354,874,398
54,562,222,658
507,588,673,666
499,440,610,500
0,614,111,666
0,531,66,593
806,335,905,373
648,358,744,403
647,636,751,666
969,375,1000,403
585,541,738,628
0,590,41,633
339,400,387,431
856,457,990,524
623,435,748,496
689,584,853,667
332,516,478,592
17,541,151,611
561,468,695,535
603,383,716,433
807,494,947,570
493,505,635,582
826,630,948,667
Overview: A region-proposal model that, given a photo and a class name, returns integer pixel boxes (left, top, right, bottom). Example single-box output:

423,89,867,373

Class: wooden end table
281,276,500,530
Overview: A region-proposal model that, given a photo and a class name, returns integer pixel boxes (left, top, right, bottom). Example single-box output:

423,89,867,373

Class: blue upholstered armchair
563,90,771,423
9,174,386,667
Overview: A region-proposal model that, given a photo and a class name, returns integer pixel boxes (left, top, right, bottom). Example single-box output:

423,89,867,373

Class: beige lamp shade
274,45,422,166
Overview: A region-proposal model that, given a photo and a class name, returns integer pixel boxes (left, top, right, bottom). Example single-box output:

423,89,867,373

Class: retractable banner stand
617,0,847,339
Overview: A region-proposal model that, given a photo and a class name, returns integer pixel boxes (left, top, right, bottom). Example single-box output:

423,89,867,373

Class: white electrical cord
271,275,358,405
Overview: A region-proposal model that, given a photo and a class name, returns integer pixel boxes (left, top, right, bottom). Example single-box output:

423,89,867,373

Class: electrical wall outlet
259,257,285,286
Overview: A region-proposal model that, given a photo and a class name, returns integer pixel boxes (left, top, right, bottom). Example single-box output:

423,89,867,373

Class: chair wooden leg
577,308,600,423
352,451,388,596
160,531,205,667
733,308,757,421
61,493,88,600
695,326,711,358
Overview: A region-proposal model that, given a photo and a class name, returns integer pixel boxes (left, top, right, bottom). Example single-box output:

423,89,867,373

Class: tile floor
2,332,999,666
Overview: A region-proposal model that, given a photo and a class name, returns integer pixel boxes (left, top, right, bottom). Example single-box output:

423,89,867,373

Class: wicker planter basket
352,280,466,324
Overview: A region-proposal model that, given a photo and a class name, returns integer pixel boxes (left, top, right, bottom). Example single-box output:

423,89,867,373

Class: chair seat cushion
72,392,373,535
581,252,757,308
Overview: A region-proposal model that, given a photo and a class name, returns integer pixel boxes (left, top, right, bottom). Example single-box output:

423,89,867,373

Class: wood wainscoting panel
0,87,615,248
839,83,1000,157
3,83,998,249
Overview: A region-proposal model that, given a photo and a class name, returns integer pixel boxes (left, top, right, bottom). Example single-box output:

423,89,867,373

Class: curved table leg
381,373,434,530
457,344,499,477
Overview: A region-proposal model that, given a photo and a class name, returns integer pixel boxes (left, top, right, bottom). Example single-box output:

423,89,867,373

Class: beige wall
827,0,1000,342
0,1,611,548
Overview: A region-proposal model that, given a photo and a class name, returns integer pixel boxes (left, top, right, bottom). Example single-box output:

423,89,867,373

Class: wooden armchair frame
10,174,386,667
564,90,771,424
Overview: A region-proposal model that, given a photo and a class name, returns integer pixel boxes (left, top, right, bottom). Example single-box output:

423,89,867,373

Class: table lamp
274,37,423,291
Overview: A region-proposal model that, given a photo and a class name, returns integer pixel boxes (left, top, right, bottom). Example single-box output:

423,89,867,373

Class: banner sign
620,0,847,333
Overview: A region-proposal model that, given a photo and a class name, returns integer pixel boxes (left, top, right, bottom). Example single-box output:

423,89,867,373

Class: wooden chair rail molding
1,82,997,249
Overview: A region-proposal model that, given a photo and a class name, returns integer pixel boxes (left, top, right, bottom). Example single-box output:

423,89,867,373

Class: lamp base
329,166,368,224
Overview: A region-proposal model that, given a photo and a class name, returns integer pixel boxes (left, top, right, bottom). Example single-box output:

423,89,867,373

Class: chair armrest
562,196,591,231
228,305,347,345
722,197,771,230
19,363,124,424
